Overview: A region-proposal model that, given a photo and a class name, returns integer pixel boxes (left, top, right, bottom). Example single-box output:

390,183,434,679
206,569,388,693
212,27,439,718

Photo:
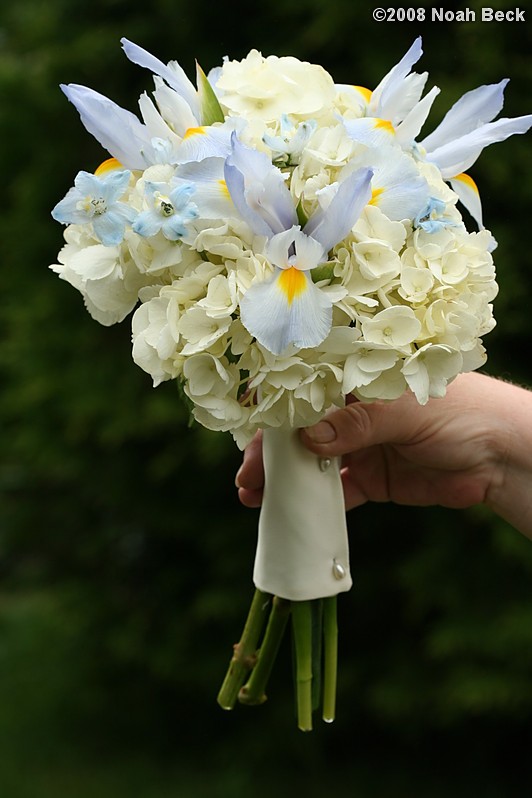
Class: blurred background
2,0,532,795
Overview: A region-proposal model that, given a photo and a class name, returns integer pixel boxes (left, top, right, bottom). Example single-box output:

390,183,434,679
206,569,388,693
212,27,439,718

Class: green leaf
311,264,334,283
196,62,225,126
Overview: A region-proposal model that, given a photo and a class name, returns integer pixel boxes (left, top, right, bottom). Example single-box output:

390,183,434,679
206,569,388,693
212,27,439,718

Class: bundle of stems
217,588,339,731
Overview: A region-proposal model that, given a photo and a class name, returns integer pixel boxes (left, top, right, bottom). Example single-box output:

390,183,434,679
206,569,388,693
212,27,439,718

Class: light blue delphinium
414,196,457,233
52,169,136,246
133,181,199,241
263,115,317,166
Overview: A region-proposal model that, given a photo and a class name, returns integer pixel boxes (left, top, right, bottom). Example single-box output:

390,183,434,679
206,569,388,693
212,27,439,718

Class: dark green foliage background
1,1,532,794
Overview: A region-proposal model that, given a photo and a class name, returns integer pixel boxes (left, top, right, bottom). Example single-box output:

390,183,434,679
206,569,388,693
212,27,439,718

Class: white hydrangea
215,50,337,123
51,38,530,447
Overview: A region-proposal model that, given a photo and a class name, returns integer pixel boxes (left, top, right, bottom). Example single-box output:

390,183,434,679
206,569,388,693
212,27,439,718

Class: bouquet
51,37,531,729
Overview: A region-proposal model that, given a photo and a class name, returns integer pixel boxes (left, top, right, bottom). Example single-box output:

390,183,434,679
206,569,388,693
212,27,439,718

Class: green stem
291,600,314,732
322,596,338,724
239,596,291,706
217,589,271,711
311,599,323,712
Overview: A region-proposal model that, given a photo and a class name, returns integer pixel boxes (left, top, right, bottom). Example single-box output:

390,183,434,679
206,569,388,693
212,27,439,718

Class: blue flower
263,115,317,165
414,197,456,233
133,181,199,240
52,169,136,246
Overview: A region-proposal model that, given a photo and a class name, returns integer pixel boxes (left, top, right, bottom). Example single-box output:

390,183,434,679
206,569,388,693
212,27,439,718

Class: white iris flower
60,38,235,171
225,134,372,354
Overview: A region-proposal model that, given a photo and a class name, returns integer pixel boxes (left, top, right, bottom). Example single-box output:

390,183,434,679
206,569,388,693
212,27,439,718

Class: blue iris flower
52,169,136,246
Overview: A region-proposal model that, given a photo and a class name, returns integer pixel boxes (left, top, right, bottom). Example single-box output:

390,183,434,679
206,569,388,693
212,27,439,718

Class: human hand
236,372,532,537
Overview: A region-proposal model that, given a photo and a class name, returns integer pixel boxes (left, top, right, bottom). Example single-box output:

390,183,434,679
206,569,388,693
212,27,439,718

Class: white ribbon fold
253,426,352,601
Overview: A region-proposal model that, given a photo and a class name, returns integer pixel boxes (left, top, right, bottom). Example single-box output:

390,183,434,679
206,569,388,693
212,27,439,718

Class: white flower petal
421,80,509,152
402,343,463,404
121,38,200,118
426,114,532,177
61,84,152,170
240,268,333,355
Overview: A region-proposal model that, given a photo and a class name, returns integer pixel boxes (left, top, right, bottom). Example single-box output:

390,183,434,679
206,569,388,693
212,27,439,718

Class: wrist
483,379,532,537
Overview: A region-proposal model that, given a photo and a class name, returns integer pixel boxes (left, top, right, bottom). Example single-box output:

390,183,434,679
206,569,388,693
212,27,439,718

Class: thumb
300,395,422,457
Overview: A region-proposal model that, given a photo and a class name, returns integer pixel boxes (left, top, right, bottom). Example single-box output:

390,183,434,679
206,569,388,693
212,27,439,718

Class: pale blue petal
175,158,236,219
116,202,138,224
169,183,196,209
61,84,152,170
396,85,440,145
414,198,456,232
73,171,102,195
174,123,236,164
427,114,532,177
120,38,199,119
224,160,274,236
240,270,333,355
224,133,296,236
368,158,429,222
133,210,163,237
161,217,189,240
51,187,87,225
421,80,509,151
343,118,396,148
304,167,373,252
93,211,127,246
100,170,132,203
371,37,423,117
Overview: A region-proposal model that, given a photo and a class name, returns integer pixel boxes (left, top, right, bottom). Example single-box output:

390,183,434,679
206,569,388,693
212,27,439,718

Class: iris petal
240,269,333,355
121,38,199,118
448,173,484,228
61,84,153,170
303,167,373,251
421,80,509,151
427,114,532,177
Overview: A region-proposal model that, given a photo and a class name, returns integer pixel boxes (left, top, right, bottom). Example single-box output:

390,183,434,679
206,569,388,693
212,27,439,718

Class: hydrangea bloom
51,37,532,448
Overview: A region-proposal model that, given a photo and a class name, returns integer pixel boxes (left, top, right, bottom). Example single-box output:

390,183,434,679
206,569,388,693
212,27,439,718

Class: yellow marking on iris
183,126,206,139
95,157,124,175
217,179,231,200
278,267,307,305
373,118,395,134
353,85,372,104
453,172,479,194
369,187,384,206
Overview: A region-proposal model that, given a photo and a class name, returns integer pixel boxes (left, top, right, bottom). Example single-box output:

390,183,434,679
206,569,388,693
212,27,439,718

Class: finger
340,466,370,511
237,486,264,509
300,393,424,457
235,430,264,491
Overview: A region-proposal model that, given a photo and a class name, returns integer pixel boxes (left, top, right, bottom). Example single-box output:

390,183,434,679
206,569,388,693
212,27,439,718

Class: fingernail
235,467,242,488
305,421,336,443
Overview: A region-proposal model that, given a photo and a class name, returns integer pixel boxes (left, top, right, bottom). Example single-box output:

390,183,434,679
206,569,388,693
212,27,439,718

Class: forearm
483,377,532,538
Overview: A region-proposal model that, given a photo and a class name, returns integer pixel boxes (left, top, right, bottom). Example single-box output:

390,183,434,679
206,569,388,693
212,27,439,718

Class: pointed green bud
196,62,225,126
296,199,309,227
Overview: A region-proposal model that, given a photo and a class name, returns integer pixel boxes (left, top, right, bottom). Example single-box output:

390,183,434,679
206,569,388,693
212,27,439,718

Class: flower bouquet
51,37,531,730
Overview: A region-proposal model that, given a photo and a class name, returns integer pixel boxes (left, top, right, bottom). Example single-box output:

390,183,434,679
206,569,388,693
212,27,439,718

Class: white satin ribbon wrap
253,427,352,601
